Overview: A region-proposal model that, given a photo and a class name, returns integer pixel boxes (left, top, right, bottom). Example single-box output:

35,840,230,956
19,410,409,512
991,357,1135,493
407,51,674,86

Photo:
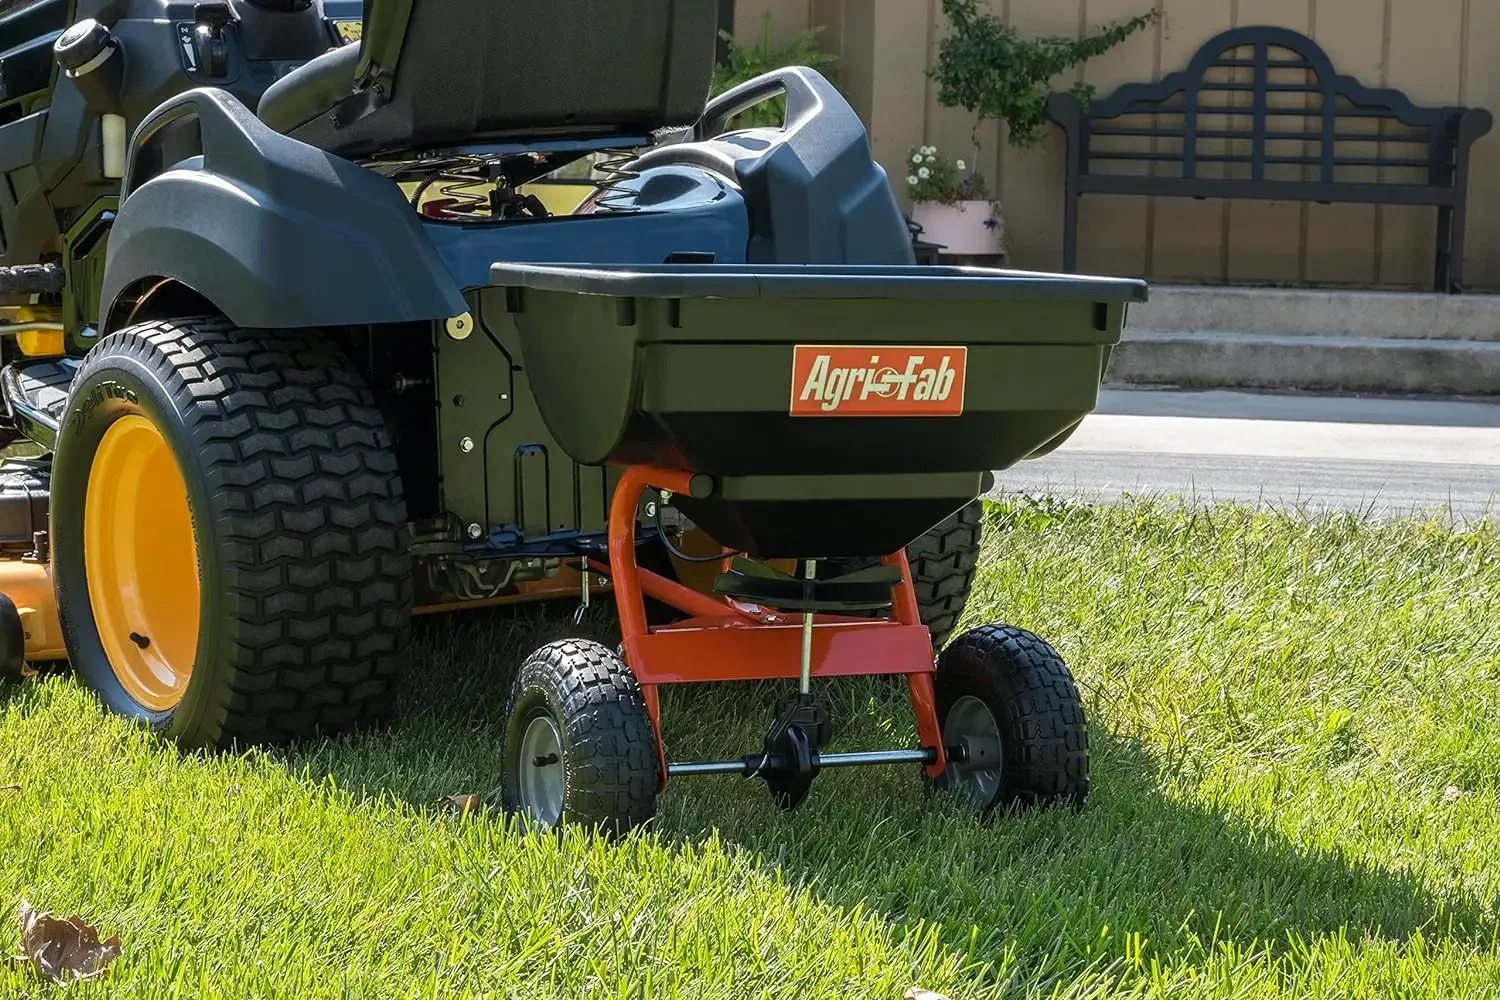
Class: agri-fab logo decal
790,346,967,417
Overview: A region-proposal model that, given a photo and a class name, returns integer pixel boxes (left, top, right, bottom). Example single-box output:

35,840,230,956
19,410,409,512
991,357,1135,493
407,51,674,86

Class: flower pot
911,200,1005,257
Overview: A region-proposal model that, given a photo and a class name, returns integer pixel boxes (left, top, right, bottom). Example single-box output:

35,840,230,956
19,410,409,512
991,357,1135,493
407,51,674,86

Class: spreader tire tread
502,639,659,833
55,317,411,747
906,500,984,648
936,624,1089,810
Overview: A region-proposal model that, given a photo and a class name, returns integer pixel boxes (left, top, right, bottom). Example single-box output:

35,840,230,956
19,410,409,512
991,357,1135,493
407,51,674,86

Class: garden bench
1046,25,1492,292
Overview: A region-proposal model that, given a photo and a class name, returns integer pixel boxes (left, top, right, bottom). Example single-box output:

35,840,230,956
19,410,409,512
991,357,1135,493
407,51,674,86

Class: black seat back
298,0,718,156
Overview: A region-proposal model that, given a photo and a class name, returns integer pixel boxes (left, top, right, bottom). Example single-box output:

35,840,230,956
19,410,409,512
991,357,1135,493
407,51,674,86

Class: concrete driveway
996,388,1500,520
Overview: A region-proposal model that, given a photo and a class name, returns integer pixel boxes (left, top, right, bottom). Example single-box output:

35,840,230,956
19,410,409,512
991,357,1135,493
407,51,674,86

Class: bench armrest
1046,92,1083,135
1456,107,1494,150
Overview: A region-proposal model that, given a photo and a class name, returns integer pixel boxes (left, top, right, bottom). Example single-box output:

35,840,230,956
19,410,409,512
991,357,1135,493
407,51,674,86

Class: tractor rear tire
904,500,984,648
50,317,412,748
827,500,984,649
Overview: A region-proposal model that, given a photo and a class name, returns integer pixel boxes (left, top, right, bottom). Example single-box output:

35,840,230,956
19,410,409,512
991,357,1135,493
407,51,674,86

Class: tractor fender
100,88,467,332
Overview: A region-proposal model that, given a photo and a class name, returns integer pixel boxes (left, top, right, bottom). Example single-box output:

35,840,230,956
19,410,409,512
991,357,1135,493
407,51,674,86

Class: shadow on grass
278,603,1497,982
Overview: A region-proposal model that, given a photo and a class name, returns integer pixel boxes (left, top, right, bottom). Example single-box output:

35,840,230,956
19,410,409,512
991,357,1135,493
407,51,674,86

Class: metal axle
668,747,937,777
799,559,815,695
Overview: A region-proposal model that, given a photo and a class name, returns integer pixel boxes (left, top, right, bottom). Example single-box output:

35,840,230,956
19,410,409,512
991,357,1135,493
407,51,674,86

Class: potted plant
915,0,1157,254
906,145,1001,256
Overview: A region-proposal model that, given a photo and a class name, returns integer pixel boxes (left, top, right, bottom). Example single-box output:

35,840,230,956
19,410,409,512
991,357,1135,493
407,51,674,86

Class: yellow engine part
413,563,615,616
668,529,797,596
519,181,593,216
2,305,65,357
397,180,594,219
0,560,64,661
412,530,789,617
17,327,65,357
84,415,201,710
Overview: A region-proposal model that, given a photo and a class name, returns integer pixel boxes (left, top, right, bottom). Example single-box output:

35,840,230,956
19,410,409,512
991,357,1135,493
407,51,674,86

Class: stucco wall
733,0,1500,289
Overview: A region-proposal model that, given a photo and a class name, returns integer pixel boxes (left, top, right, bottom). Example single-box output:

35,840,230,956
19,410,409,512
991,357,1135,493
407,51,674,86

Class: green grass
2,497,1499,998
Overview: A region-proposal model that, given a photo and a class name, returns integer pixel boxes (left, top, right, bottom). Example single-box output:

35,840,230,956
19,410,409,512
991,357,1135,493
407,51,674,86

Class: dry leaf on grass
17,900,122,983
442,794,484,815
905,990,953,1000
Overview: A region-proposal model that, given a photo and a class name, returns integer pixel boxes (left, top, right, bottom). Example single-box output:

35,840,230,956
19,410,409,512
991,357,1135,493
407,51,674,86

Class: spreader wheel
932,624,1089,813
501,639,659,834
50,318,412,748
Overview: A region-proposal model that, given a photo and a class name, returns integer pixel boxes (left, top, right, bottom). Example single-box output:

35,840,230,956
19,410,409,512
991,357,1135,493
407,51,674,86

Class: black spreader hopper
491,263,1146,558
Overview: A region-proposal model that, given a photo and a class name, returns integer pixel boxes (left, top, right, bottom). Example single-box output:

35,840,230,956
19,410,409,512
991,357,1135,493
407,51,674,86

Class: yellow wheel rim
84,415,201,712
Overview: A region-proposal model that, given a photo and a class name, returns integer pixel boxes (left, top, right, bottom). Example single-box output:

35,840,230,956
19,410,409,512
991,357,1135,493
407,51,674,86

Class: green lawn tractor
0,0,1145,832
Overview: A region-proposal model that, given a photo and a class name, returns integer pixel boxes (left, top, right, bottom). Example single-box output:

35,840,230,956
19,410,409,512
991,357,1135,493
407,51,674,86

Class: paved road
993,388,1500,520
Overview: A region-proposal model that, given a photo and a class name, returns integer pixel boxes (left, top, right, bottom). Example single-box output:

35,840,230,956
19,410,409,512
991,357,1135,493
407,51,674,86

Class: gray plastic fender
100,87,467,332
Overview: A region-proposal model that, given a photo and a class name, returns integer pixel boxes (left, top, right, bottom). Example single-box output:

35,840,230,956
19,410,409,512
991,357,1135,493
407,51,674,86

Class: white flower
918,166,931,179
956,159,967,171
907,175,919,186
912,153,924,164
923,145,936,155
926,155,937,164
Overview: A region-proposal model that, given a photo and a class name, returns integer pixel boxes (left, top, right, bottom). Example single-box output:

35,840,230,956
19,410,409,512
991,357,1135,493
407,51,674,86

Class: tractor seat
254,0,718,159
256,43,359,137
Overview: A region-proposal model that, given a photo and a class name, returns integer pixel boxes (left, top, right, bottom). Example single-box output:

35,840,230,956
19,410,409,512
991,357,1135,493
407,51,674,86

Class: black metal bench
1046,25,1493,292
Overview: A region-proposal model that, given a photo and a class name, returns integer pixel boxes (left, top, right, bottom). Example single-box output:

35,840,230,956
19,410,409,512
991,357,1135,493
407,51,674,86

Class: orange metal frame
595,466,947,788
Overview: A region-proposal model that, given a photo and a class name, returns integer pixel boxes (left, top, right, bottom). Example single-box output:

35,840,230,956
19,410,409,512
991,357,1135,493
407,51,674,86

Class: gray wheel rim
943,695,1003,808
517,713,566,827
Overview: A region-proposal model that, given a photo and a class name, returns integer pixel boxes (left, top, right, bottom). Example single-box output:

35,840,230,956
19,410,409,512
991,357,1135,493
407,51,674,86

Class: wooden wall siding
734,0,814,47
731,0,1494,289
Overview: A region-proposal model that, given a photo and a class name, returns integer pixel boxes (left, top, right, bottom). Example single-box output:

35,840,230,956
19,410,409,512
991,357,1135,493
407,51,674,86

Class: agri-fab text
790,347,967,417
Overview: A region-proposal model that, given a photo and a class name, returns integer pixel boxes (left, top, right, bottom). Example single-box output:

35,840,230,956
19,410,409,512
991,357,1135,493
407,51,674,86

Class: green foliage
711,13,839,129
904,144,990,206
929,0,1158,148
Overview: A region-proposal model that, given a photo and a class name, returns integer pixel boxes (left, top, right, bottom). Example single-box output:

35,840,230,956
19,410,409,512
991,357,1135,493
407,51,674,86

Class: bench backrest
1049,25,1490,192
